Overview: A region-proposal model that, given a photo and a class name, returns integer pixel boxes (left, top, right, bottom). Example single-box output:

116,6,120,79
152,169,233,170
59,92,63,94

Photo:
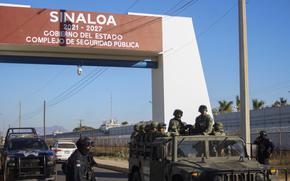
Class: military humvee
128,135,280,181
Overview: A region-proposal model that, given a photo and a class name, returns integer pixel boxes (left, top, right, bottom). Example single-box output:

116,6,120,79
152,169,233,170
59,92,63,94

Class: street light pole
239,0,251,154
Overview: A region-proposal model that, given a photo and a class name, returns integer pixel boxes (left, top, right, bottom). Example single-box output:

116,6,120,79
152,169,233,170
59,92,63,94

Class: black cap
76,136,92,149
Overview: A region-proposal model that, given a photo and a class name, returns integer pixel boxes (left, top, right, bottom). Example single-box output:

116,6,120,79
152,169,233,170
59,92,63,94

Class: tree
252,99,265,110
218,100,233,113
73,125,95,132
121,121,128,125
272,97,288,107
235,95,240,112
212,108,219,115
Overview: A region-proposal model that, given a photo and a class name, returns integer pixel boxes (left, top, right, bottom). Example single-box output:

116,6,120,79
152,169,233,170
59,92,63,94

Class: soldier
130,123,140,140
136,123,145,142
146,121,159,141
168,109,185,135
157,123,169,137
254,131,274,165
65,136,96,181
210,122,226,136
194,105,214,135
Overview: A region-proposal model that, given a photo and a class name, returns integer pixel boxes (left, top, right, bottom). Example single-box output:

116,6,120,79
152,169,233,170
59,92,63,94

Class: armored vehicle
0,128,56,181
128,134,280,181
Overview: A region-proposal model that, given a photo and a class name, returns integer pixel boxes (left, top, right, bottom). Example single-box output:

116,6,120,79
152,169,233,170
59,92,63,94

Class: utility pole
110,93,113,121
43,100,46,141
19,101,22,128
79,119,83,137
239,0,251,154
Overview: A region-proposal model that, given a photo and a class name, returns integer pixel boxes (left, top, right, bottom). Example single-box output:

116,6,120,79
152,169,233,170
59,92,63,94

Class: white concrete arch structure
152,15,212,126
0,6,211,126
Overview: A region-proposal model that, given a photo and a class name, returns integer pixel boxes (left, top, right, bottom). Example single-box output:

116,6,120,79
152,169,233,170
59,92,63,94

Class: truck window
209,140,245,157
9,139,48,150
177,140,205,158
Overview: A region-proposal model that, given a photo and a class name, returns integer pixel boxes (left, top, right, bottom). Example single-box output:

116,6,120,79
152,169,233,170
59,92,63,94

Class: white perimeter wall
152,16,212,127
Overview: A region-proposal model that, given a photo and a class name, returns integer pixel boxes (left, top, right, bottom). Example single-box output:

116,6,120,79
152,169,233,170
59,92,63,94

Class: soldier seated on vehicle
156,123,170,137
136,123,145,142
210,122,226,136
194,105,214,135
130,123,140,140
168,109,185,135
148,121,159,141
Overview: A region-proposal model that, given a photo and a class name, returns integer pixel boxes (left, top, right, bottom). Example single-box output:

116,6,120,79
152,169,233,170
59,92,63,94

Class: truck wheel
130,171,141,181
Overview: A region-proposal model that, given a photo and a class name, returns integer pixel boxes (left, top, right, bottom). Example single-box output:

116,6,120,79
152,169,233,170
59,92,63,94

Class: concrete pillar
152,16,212,127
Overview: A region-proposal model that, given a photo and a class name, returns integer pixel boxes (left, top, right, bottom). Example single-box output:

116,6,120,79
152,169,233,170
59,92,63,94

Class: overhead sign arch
0,5,211,125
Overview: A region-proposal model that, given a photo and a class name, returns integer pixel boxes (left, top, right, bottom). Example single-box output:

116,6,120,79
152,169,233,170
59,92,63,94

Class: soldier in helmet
131,123,140,140
147,121,159,141
194,105,214,135
210,122,226,136
136,123,145,142
65,136,96,181
168,109,185,135
157,123,169,137
254,131,274,165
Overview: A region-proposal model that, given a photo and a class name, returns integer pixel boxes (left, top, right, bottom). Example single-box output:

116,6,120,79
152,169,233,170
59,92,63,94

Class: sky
0,0,290,132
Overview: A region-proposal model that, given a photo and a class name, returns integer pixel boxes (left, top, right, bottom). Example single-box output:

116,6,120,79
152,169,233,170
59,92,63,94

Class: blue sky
0,0,290,132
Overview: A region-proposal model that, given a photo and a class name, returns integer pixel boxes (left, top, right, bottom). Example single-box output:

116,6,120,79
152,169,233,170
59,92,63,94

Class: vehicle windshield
58,143,76,148
209,139,245,158
177,140,206,159
9,139,48,151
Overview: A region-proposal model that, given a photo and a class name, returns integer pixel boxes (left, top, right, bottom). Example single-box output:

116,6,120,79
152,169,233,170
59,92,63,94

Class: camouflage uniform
136,123,145,142
168,109,185,135
147,121,159,141
130,124,140,140
194,105,214,135
156,123,169,137
210,122,226,136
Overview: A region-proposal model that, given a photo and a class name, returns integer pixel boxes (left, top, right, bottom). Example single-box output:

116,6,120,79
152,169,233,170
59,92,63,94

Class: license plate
65,151,70,154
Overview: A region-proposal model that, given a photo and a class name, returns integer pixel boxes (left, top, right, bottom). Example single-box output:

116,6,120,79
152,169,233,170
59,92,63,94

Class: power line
20,68,106,120
47,68,108,107
47,68,100,105
125,0,140,13
197,2,238,38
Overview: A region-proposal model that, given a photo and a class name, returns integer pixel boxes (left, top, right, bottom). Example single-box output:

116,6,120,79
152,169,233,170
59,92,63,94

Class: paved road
56,164,128,181
0,164,128,181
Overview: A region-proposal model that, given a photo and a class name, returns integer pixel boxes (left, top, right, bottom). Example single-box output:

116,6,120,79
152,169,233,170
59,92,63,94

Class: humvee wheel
131,171,141,181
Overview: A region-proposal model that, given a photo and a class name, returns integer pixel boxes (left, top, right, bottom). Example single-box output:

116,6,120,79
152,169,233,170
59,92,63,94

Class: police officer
65,136,96,181
254,131,274,165
210,122,226,136
194,105,214,135
168,109,185,135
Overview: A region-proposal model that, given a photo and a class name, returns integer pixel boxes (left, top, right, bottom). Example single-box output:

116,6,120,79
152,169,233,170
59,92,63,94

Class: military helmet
134,123,140,131
173,109,183,116
139,123,145,131
145,123,152,132
259,130,267,137
214,122,224,130
198,105,208,113
151,121,159,129
157,122,166,129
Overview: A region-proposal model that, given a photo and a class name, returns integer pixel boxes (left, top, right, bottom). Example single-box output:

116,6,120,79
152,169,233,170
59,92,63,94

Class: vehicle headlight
6,156,15,161
191,170,201,177
7,156,16,167
269,168,278,175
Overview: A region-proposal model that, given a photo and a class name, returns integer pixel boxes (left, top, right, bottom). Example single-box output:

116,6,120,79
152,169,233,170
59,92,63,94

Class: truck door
150,145,164,181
